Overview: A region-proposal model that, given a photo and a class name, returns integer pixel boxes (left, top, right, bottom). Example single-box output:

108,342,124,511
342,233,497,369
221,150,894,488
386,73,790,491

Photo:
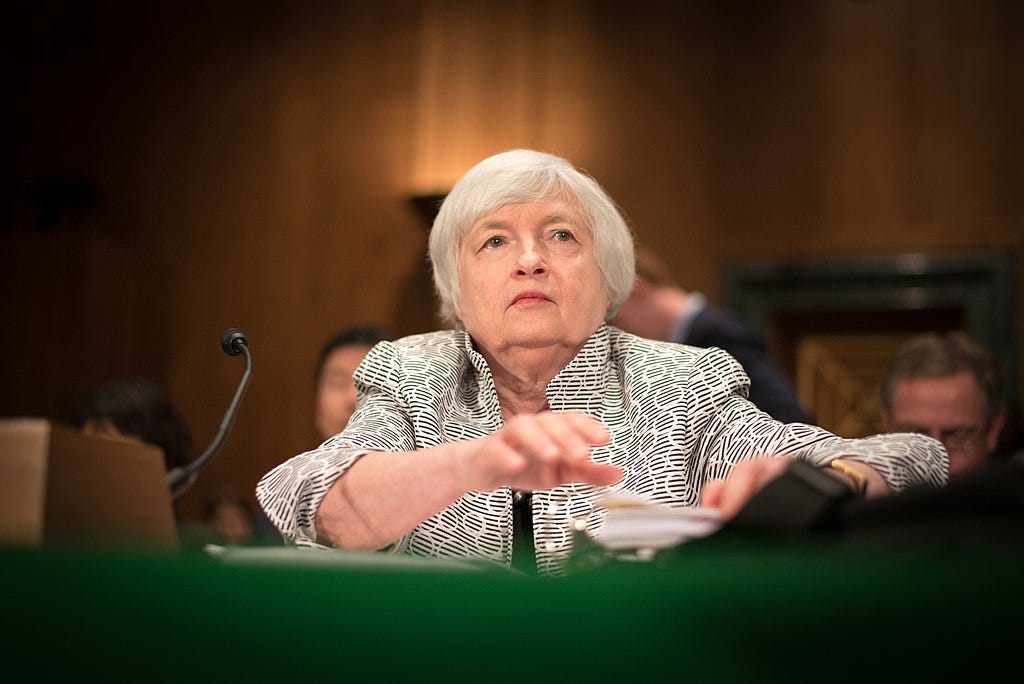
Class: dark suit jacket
684,306,811,424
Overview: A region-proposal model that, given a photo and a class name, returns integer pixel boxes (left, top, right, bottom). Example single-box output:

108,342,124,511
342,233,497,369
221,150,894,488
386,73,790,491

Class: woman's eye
552,229,575,242
483,236,505,249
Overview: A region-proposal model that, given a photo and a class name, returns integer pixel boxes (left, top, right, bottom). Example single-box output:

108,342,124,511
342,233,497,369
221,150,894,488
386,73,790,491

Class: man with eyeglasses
880,332,1006,479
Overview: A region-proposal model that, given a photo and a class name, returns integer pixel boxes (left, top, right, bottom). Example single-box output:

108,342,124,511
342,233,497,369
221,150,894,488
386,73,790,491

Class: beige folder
0,417,177,548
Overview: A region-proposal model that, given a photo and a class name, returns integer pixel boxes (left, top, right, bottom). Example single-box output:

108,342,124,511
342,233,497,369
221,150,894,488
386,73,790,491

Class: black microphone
167,328,253,500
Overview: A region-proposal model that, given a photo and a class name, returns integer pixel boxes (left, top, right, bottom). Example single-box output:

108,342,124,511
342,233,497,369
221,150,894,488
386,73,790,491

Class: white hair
428,149,635,327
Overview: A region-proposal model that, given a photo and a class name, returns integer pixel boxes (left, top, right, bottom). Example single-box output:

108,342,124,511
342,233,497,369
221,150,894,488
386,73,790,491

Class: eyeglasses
894,425,986,453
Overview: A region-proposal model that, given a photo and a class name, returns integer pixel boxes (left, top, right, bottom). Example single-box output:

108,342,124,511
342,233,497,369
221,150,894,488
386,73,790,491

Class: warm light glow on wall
409,0,594,196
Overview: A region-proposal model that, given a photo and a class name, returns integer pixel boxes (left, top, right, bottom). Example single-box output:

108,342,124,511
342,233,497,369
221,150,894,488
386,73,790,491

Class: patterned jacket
256,324,947,574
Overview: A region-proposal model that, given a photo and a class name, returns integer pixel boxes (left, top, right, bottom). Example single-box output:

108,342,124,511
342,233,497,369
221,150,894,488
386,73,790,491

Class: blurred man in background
314,325,394,441
880,332,1005,479
610,245,810,423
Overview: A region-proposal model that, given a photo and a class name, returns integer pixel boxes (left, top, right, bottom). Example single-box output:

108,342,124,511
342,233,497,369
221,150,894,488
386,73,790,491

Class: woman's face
456,196,609,358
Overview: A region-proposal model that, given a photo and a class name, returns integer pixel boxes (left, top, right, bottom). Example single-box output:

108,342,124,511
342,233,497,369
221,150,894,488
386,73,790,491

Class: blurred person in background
611,245,810,423
75,375,192,471
881,331,1006,479
77,376,280,546
314,325,394,441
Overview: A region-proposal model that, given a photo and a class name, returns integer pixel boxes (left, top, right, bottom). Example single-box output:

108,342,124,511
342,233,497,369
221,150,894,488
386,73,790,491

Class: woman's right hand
455,410,623,492
315,411,621,550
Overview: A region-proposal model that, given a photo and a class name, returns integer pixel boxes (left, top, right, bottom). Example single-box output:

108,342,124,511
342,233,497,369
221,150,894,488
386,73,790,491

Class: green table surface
2,533,1021,682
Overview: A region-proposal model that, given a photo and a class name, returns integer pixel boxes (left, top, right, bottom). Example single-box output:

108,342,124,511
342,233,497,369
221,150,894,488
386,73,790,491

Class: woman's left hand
700,455,892,520
699,456,793,520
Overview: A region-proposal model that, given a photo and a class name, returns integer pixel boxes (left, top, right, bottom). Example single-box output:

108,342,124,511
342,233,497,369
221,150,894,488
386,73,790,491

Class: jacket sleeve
255,341,417,546
685,346,948,493
685,305,811,424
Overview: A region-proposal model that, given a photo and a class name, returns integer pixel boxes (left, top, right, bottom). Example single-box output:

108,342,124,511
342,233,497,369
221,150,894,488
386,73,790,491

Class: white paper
595,493,723,551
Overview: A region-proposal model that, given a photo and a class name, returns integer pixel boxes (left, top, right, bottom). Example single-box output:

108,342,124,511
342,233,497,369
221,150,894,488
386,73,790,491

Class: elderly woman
257,149,946,574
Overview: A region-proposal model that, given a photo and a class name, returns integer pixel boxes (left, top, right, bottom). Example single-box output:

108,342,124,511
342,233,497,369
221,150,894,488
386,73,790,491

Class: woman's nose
514,243,546,275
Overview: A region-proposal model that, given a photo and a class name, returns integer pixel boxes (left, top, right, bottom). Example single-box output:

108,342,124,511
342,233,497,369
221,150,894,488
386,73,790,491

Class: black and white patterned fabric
256,324,947,575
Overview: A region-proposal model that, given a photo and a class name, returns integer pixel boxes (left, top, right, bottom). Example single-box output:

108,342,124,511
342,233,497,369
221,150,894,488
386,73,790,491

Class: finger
505,412,607,464
501,414,563,464
701,478,724,508
530,411,610,463
561,411,612,447
509,455,622,491
718,461,762,520
536,412,598,460
760,456,792,483
558,460,623,488
717,457,793,519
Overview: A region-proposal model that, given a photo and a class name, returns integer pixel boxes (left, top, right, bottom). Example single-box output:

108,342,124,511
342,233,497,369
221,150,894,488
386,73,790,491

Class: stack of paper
595,494,723,551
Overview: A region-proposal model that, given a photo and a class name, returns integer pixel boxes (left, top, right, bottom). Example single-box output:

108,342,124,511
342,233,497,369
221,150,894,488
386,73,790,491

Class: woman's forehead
466,195,588,233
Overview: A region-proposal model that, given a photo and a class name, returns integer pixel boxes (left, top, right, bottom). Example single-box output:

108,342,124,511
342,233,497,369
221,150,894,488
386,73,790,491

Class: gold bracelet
830,459,868,496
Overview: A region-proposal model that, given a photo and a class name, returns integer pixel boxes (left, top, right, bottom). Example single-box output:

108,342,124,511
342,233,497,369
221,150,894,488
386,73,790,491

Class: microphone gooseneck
167,328,253,500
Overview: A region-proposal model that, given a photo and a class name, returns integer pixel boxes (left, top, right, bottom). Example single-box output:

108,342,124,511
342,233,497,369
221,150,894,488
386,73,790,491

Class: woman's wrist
826,458,890,498
827,459,868,496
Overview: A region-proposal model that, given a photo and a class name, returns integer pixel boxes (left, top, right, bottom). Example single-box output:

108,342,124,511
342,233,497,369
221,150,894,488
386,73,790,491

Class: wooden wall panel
3,0,1021,524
